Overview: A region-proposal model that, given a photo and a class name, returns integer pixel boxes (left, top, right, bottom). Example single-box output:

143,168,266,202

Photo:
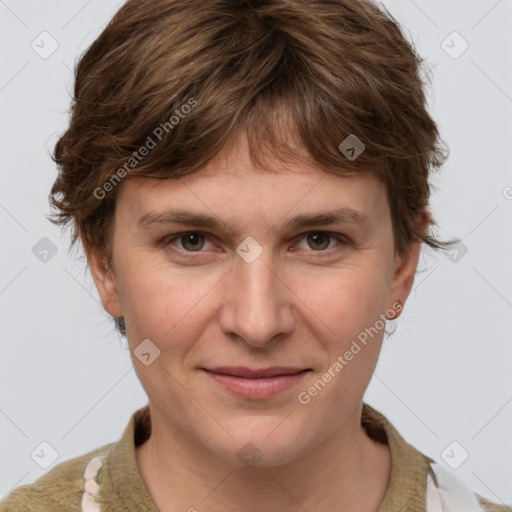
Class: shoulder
477,495,512,512
0,442,114,512
425,459,510,512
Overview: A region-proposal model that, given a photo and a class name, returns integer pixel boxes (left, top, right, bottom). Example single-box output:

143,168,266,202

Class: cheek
297,270,387,411
293,260,390,336
114,255,222,344
292,261,389,404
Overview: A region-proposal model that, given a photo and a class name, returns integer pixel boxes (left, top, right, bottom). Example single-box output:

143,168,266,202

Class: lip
202,366,311,399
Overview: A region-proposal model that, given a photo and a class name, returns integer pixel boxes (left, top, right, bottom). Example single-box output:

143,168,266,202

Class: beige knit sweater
0,403,509,511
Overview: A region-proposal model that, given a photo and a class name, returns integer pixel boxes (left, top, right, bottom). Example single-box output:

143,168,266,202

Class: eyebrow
137,207,372,232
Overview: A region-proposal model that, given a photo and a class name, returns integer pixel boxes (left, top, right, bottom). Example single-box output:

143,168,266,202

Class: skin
84,129,424,512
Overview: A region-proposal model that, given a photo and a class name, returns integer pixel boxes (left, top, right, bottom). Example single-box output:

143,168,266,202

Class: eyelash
161,231,349,258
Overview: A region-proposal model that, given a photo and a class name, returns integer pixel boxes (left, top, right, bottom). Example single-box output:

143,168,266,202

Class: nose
218,246,295,348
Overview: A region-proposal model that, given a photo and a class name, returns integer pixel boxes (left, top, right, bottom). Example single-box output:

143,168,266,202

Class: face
86,130,420,467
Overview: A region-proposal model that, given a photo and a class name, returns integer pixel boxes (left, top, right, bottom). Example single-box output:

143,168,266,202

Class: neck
136,404,390,512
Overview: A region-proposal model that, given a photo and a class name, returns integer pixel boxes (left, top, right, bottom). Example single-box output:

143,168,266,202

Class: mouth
201,366,312,399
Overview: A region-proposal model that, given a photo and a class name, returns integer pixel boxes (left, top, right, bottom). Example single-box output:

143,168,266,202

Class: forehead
115,130,388,231
114,175,386,247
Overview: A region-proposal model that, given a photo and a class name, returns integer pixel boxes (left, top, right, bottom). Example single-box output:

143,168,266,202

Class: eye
164,232,213,253
162,230,348,257
294,231,347,254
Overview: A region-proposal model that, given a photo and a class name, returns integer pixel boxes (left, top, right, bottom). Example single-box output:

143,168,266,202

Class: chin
207,417,310,468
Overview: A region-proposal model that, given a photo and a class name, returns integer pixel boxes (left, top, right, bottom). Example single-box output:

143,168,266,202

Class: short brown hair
49,0,450,332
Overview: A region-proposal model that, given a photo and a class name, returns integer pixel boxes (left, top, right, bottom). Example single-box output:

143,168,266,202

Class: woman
1,0,508,511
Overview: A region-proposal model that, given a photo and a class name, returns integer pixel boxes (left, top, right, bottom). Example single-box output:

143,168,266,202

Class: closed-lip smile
202,366,312,399
204,366,310,378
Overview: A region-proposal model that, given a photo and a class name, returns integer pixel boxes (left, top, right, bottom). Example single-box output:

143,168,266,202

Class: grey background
1,0,511,505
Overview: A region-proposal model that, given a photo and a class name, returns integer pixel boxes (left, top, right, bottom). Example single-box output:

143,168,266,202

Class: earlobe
80,233,123,318
385,298,404,320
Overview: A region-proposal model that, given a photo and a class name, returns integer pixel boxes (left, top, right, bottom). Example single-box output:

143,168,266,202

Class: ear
387,216,428,319
80,232,123,318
